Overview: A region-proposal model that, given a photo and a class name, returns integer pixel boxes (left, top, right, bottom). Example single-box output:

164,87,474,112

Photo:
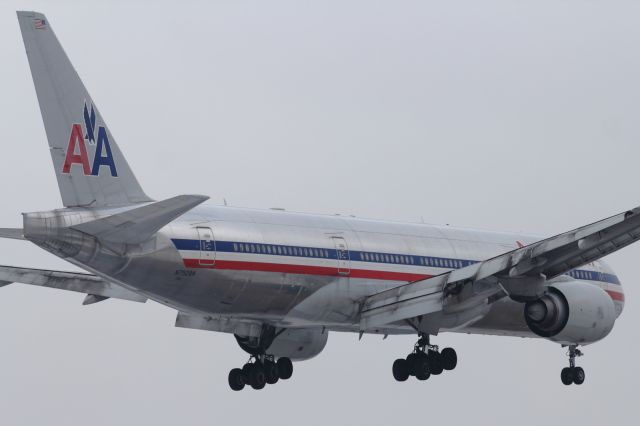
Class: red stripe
606,289,625,302
181,259,628,300
182,258,431,282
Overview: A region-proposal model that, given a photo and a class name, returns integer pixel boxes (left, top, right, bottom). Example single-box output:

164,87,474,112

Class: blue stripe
171,238,621,285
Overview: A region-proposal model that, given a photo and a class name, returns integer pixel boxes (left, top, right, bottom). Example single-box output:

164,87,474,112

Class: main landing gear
228,355,293,391
392,334,457,382
560,345,585,386
229,326,294,391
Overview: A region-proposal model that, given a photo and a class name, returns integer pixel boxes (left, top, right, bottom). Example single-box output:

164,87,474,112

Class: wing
360,206,640,330
0,265,147,304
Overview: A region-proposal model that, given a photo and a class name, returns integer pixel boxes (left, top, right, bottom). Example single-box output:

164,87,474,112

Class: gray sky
0,0,638,424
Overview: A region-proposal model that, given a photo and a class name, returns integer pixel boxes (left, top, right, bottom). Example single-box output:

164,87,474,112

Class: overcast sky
0,0,639,425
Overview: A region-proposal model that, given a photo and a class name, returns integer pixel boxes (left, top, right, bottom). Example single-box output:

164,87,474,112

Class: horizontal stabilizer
0,228,25,240
71,194,209,244
0,265,146,303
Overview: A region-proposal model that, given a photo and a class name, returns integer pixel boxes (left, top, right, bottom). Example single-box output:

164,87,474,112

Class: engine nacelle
268,328,329,361
524,281,616,345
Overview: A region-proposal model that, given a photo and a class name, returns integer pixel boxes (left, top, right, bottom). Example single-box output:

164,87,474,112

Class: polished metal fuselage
21,203,625,338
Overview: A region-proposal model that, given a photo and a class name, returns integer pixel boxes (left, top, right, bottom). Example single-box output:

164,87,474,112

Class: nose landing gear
392,334,457,382
560,345,585,386
228,355,294,391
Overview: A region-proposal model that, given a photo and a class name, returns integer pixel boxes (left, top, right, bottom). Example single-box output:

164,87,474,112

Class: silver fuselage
22,203,625,338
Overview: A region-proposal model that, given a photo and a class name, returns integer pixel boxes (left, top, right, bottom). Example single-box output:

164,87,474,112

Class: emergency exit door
196,226,215,266
332,236,350,275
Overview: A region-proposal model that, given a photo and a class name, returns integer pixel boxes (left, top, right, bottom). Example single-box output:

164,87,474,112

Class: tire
406,353,420,376
392,359,410,382
440,347,458,371
277,357,293,380
228,368,245,391
249,363,266,390
428,350,443,375
264,360,280,385
242,363,254,377
561,367,573,385
572,367,585,385
414,356,431,381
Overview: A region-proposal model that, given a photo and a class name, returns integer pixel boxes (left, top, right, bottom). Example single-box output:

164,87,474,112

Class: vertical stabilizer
17,11,152,207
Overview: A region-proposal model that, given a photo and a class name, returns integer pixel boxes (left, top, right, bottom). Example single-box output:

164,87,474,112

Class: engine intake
524,281,616,345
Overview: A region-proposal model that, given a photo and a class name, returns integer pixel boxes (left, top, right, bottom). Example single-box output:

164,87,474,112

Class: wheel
249,363,266,390
242,363,254,377
392,358,410,382
428,350,443,375
264,360,280,384
561,367,573,385
441,347,458,371
228,368,245,391
572,367,585,385
413,356,431,381
406,352,420,376
277,357,293,380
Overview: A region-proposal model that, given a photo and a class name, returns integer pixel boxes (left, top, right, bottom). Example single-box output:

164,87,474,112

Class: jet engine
268,328,329,361
524,281,616,345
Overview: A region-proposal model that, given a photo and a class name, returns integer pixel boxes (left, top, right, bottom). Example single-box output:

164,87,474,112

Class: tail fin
17,11,152,208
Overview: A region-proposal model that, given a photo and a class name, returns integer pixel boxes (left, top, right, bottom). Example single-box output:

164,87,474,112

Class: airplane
1,11,629,391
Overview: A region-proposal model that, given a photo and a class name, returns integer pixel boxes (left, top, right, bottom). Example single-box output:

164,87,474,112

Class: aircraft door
196,226,216,266
332,236,350,275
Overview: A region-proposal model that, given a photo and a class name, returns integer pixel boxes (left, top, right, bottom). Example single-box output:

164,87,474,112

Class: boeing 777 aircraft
2,11,629,391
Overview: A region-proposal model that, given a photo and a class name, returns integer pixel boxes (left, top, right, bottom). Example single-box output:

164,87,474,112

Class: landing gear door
196,226,215,266
332,236,350,275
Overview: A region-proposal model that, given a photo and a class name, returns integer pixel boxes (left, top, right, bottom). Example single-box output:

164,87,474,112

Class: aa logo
62,102,117,177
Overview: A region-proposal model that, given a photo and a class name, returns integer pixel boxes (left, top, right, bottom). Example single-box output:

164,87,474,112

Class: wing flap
0,265,146,303
359,274,446,329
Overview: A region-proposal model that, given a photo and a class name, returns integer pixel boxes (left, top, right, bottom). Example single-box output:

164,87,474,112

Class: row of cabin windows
231,242,472,269
233,243,330,259
360,252,414,265
360,252,468,269
572,270,594,280
361,252,468,269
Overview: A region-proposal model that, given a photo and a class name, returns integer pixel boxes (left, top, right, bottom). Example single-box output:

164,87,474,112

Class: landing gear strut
560,345,585,386
228,355,293,391
392,334,457,382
